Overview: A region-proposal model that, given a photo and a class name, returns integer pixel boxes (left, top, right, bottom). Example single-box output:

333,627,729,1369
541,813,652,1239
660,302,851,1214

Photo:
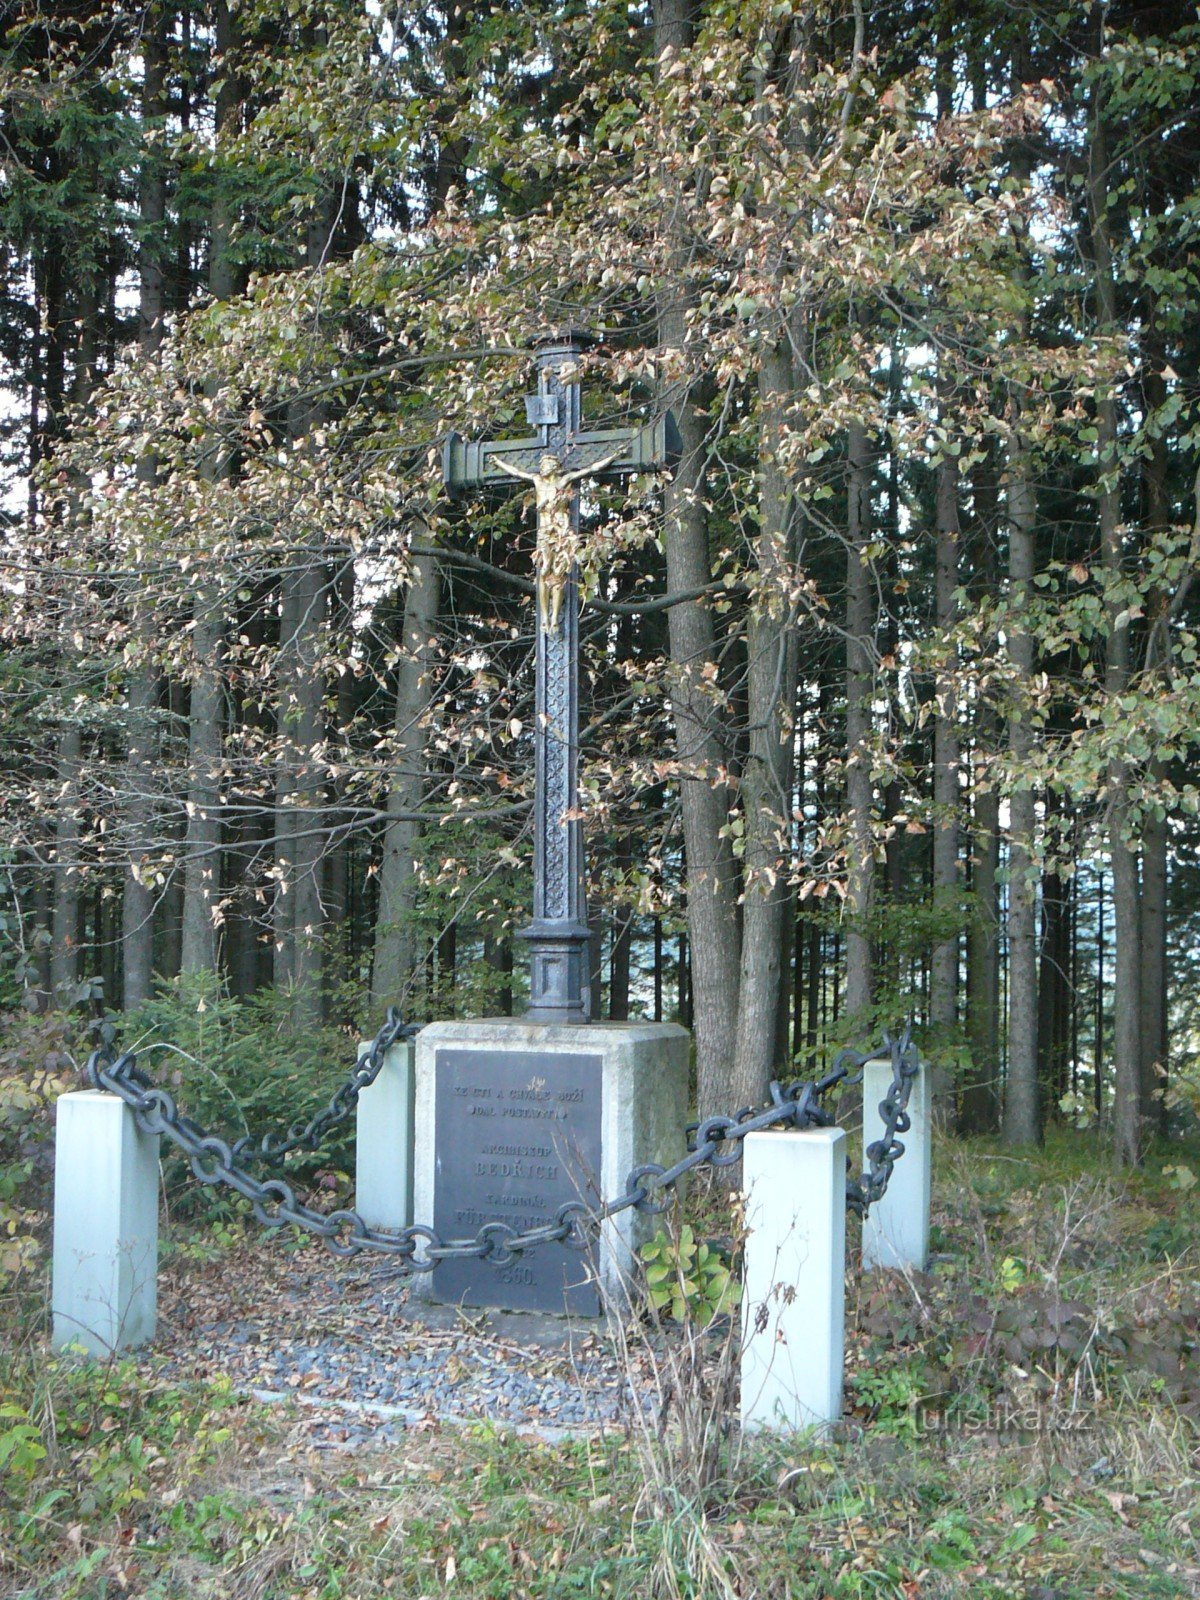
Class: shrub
118,973,361,1219
0,1010,81,1285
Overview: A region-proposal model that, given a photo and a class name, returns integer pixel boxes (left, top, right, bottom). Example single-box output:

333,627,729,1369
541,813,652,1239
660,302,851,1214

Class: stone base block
861,1054,930,1272
355,1039,416,1231
413,1019,689,1315
52,1091,159,1356
741,1127,846,1432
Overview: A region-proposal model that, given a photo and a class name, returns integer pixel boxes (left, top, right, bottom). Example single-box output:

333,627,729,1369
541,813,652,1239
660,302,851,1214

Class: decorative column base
519,919,591,1024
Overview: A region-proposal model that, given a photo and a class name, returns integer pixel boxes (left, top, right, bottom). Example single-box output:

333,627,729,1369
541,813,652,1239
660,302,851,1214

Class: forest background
1,0,1199,1175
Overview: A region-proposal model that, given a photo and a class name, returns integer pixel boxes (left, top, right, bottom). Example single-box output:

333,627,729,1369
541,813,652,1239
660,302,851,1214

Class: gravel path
154,1238,661,1450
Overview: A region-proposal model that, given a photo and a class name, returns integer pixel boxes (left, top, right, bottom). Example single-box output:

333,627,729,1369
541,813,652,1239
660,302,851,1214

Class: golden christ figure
494,450,620,635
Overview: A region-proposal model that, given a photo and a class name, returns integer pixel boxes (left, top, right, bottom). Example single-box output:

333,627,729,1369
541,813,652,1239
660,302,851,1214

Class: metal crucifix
443,330,679,1023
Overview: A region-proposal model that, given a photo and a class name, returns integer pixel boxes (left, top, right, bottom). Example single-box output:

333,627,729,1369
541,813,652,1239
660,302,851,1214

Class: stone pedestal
861,1054,930,1273
355,1039,416,1231
413,1019,689,1315
52,1091,159,1356
740,1127,846,1433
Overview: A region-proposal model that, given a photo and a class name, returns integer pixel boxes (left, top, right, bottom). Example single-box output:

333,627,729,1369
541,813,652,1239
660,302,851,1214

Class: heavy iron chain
681,1026,919,1218
229,1008,422,1166
839,1027,920,1216
85,1018,919,1270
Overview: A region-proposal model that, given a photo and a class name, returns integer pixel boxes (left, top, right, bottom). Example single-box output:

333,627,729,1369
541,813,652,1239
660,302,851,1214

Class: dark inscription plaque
432,1048,603,1314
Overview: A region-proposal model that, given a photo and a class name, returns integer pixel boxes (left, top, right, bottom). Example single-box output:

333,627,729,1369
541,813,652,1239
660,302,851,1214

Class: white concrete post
740,1127,846,1433
861,1054,930,1273
354,1039,416,1231
52,1091,159,1356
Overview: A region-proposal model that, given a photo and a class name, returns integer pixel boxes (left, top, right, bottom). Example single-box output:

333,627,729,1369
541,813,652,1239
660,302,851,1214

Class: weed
639,1224,740,1326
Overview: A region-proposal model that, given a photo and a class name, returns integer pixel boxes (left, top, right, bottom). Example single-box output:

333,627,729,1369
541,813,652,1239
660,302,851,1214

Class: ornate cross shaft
444,330,679,1023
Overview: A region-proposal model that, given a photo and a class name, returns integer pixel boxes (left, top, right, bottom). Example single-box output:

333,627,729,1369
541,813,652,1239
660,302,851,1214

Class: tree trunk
930,435,960,1052
609,829,633,1021
1094,870,1106,1116
436,916,457,1017
50,722,82,1001
180,611,224,976
654,0,741,1116
880,437,904,996
371,546,439,1010
963,453,1001,1132
281,199,337,1027
223,592,270,998
277,555,327,1022
122,10,169,1009
324,556,358,943
1002,420,1041,1145
844,418,875,1028
122,658,159,1005
1037,841,1070,1113
33,866,53,998
790,685,808,1059
484,932,513,1018
1141,799,1167,1128
47,233,102,1004
272,568,300,990
182,0,238,980
731,339,800,1108
1088,47,1142,1166
1141,345,1171,1129
964,765,1001,1133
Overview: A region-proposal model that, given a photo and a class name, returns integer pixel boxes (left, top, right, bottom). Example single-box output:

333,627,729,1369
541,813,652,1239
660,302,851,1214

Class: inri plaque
432,1048,603,1314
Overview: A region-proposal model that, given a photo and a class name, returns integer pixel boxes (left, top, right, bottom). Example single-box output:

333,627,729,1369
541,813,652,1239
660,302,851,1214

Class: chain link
85,1017,919,1270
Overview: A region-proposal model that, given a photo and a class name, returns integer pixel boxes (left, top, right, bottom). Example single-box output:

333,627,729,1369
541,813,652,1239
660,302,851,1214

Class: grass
1,1128,1198,1598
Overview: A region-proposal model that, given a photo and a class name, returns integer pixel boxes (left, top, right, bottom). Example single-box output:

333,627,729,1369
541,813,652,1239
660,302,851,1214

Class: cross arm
443,433,542,497
442,413,681,498
562,415,681,478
